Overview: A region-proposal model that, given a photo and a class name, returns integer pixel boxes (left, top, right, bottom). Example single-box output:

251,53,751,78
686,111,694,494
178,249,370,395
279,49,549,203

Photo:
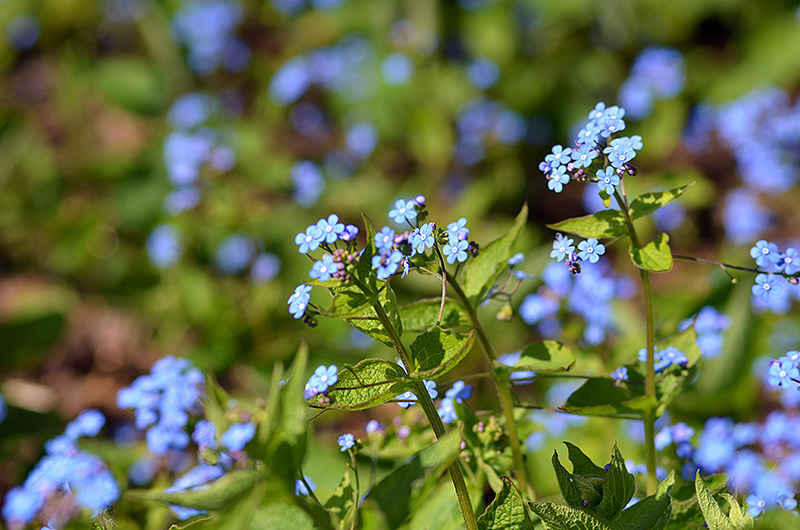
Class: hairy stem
614,189,658,495
446,275,532,500
371,299,478,530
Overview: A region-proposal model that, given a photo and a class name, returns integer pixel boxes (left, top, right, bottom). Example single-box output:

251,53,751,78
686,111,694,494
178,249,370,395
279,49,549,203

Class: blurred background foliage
1,0,800,521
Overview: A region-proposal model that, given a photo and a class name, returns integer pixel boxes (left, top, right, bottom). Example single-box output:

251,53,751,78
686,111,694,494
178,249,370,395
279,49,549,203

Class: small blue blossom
508,253,525,266
767,360,799,389
374,227,396,251
604,137,639,168
295,476,316,496
388,199,418,225
547,166,570,193
750,240,779,268
396,390,417,408
772,247,799,275
309,254,336,282
447,218,470,241
288,284,312,319
337,433,355,451
588,102,607,121
638,346,688,373
577,238,605,264
65,409,106,439
570,144,598,168
411,223,436,254
372,250,403,279
545,144,572,168
752,273,783,302
596,167,620,195
308,365,338,393
443,239,469,264
445,381,473,402
221,423,256,451
577,122,601,147
192,420,217,450
611,366,628,382
599,105,626,137
437,397,458,424
316,214,345,244
295,225,324,254
365,419,384,434
424,380,438,400
550,234,575,263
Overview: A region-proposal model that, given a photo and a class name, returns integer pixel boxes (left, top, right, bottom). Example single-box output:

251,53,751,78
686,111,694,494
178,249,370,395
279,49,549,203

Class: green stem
446,275,532,500
348,450,360,530
614,189,658,495
371,300,478,530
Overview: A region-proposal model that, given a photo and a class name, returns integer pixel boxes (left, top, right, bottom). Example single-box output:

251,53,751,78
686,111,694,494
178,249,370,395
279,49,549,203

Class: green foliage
399,299,470,332
313,358,414,411
477,476,535,530
695,473,755,530
363,427,464,529
408,325,475,378
462,203,528,304
629,233,673,273
324,470,356,529
126,470,265,511
612,472,675,530
546,210,627,240
628,183,695,221
495,340,576,374
562,325,701,418
321,281,403,346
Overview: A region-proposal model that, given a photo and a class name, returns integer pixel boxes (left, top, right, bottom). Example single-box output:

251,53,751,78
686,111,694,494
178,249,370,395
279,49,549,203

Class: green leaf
248,503,315,530
612,471,674,530
321,282,403,346
462,203,528,304
407,480,473,530
126,470,264,511
546,210,627,240
273,342,309,472
497,341,575,374
552,450,584,508
477,476,535,530
564,442,607,478
367,427,463,528
629,183,695,221
399,299,470,332
527,502,615,530
561,377,654,417
629,233,673,273
695,472,737,530
316,358,414,411
719,494,743,528
408,326,475,379
596,445,636,520
321,286,374,319
325,470,355,528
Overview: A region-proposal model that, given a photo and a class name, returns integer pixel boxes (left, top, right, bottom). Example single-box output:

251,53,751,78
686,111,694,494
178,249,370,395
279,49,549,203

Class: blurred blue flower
146,225,183,268
6,15,40,51
345,122,378,160
215,234,256,275
251,253,281,282
292,161,325,208
382,52,414,85
467,58,500,90
269,57,312,104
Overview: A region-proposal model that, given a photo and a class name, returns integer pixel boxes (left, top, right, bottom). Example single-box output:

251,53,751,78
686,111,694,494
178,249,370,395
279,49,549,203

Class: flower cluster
540,102,642,196
117,356,205,455
636,346,688,373
618,47,685,120
766,351,800,391
305,364,338,399
748,240,800,313
519,261,634,345
2,410,119,529
550,233,606,273
171,0,250,76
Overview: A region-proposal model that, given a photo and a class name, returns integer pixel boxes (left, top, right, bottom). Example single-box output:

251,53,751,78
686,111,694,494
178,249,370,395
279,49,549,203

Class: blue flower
752,273,783,302
424,380,438,400
437,397,457,424
570,144,598,168
545,144,572,168
445,381,473,402
443,239,469,264
396,390,417,408
447,218,470,241
374,226,396,251
316,214,345,244
596,167,620,195
372,250,403,279
577,238,605,263
577,123,601,147
549,234,575,263
147,225,183,269
547,166,570,193
221,423,256,451
308,365,338,393
65,409,106,439
295,225,324,254
192,420,217,450
309,254,336,282
604,136,639,168
388,199,418,224
337,432,356,451
600,106,626,137
611,366,628,382
341,224,359,242
295,476,316,496
772,247,799,275
767,360,799,389
411,223,436,254
288,284,312,319
588,102,607,121
746,494,765,517
508,253,525,266
749,240,779,268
